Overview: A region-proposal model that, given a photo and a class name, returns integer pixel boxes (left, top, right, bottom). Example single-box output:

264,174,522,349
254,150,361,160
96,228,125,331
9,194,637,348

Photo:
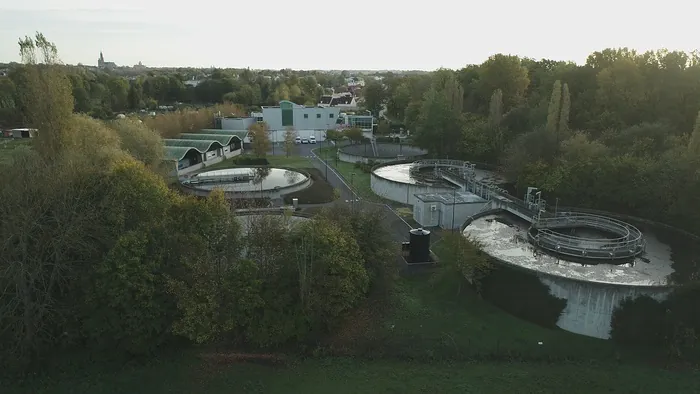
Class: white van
309,136,316,144
295,136,301,144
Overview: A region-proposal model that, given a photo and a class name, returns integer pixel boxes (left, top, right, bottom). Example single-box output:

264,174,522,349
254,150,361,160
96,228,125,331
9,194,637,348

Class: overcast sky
0,1,697,70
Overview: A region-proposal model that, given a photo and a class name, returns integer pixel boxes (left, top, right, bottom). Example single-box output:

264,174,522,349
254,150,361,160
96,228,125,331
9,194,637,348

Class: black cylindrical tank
409,228,431,263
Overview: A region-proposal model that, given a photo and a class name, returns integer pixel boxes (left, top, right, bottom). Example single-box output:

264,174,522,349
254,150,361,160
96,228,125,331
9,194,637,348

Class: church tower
98,51,104,68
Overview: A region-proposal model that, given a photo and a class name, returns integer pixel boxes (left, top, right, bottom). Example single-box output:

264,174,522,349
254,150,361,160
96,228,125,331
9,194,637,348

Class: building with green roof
180,133,243,151
163,135,243,175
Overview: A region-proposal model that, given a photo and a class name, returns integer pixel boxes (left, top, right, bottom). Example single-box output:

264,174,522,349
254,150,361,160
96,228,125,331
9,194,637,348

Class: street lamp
452,187,457,232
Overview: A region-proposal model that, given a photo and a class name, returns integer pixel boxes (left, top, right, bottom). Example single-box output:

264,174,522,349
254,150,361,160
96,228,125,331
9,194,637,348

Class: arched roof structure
163,139,224,152
179,133,242,146
164,146,200,161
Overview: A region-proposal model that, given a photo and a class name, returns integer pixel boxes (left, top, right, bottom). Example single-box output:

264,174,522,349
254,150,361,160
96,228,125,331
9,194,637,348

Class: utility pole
323,138,328,179
351,172,356,213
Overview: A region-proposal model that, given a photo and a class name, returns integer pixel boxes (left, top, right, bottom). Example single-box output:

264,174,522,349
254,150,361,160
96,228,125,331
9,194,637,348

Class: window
316,114,321,119
329,114,334,119
304,114,308,119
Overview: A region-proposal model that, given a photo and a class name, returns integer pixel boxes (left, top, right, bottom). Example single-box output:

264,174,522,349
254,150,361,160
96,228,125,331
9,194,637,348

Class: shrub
480,265,566,329
317,204,399,295
431,233,492,295
610,296,666,346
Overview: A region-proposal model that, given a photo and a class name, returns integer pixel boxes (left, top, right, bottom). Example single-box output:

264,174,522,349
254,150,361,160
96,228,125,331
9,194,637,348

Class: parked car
309,136,316,144
301,138,309,144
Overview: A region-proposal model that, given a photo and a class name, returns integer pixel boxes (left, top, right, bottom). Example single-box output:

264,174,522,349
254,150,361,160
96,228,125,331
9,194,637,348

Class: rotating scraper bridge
409,159,646,261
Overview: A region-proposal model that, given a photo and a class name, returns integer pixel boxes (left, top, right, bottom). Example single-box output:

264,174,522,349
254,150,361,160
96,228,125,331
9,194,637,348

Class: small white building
9,128,38,139
218,116,256,130
413,191,488,230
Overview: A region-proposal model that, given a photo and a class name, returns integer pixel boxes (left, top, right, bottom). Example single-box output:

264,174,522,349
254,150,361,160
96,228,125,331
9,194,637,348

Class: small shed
413,191,488,230
10,128,37,139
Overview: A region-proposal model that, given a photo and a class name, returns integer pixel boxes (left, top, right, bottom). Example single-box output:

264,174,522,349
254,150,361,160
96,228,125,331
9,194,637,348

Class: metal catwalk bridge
410,160,646,261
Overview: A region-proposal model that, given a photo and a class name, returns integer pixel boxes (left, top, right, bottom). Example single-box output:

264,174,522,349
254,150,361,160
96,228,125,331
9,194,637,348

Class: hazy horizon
1,1,697,70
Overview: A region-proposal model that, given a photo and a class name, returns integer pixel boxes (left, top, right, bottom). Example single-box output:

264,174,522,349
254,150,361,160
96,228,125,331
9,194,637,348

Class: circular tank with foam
462,205,699,340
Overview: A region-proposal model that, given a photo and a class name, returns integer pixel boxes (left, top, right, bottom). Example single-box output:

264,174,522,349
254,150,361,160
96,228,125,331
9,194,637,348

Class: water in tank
409,228,431,263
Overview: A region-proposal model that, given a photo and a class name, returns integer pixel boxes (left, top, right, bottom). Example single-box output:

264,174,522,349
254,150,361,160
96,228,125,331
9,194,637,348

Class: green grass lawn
0,138,31,163
265,155,313,168
9,352,700,394
315,146,386,202
359,276,621,361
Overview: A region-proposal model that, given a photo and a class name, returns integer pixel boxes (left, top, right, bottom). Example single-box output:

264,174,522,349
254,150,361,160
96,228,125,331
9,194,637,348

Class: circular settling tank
461,209,699,340
370,159,507,205
338,143,427,164
182,167,310,199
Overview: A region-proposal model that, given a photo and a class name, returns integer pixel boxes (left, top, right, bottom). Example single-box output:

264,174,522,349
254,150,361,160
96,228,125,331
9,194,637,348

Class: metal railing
411,159,473,170
529,213,646,259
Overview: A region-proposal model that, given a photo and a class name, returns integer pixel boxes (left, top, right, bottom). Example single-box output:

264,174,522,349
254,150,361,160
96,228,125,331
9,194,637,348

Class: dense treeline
0,34,397,373
0,58,362,126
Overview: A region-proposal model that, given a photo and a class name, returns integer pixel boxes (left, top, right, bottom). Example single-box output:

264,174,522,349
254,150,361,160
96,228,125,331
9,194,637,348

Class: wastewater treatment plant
366,155,699,340
175,141,698,341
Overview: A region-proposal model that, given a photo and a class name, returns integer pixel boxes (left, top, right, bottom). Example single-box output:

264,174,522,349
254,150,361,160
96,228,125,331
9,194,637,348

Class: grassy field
315,146,402,205
0,138,31,163
8,354,700,394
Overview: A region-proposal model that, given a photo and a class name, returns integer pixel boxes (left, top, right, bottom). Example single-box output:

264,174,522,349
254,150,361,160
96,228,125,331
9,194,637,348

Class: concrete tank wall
339,143,427,164
371,172,455,205
539,276,670,339
339,151,396,164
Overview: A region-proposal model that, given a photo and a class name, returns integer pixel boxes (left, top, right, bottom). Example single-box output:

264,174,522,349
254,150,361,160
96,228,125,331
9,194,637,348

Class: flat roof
414,191,486,204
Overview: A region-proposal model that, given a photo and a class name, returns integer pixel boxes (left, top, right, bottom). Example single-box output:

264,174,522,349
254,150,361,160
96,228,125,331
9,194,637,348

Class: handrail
527,211,646,260
534,214,644,243
535,230,642,248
